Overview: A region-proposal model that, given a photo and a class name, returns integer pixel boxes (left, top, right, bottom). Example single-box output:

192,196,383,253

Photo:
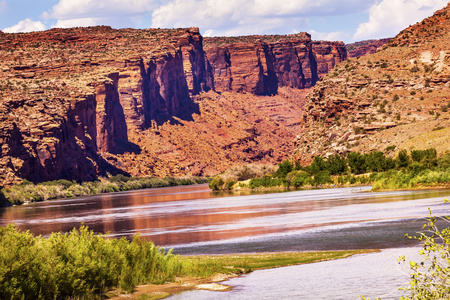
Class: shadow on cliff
151,102,200,126
109,139,141,155
0,190,11,208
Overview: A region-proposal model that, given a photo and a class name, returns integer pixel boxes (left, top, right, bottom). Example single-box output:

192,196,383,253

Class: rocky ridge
294,3,450,162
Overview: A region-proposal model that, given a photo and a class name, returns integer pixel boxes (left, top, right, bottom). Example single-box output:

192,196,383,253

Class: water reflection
0,185,449,254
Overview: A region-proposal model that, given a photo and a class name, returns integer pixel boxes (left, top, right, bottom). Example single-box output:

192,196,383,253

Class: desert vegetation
0,224,367,300
1,175,208,206
210,148,450,191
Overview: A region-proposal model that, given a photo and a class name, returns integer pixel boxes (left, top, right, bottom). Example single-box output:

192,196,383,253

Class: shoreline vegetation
0,175,209,206
209,148,450,192
0,224,374,300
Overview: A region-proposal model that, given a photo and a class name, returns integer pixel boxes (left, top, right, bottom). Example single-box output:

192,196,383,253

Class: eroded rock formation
203,33,346,94
0,27,347,185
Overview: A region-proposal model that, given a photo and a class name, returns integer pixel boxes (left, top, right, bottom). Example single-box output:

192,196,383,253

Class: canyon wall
203,34,346,95
0,27,347,185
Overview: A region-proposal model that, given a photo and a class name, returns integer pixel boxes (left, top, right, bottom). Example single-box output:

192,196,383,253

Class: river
1,184,449,299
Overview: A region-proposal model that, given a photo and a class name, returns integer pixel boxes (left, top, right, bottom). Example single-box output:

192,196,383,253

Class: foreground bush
398,204,450,299
0,225,188,300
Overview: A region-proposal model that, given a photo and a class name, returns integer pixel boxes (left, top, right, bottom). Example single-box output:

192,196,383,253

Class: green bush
274,160,294,179
398,203,450,299
0,225,189,300
209,177,224,191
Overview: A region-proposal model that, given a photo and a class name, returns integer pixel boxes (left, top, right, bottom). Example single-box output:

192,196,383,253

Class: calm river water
1,184,449,299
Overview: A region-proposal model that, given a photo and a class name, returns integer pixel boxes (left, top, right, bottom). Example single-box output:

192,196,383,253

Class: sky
0,0,448,43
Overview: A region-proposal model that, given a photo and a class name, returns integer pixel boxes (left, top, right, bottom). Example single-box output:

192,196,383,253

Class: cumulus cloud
3,18,46,33
52,18,101,29
44,0,156,28
354,0,449,40
151,0,372,36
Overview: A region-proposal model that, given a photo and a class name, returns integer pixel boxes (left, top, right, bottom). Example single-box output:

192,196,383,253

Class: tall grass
2,176,209,205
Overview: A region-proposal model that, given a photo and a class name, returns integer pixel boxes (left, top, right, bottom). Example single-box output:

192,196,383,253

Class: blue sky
0,0,447,43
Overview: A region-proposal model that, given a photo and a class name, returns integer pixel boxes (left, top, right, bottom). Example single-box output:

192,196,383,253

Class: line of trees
208,148,449,190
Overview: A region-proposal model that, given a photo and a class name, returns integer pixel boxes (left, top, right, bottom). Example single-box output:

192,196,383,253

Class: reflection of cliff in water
1,185,449,255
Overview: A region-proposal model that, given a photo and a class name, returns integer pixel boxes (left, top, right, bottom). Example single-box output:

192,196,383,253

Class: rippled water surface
1,185,448,254
1,185,449,299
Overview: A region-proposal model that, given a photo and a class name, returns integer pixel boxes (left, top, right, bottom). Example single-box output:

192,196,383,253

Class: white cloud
52,17,100,29
354,0,449,40
309,30,350,42
3,18,46,33
48,0,156,19
44,0,156,28
151,0,372,36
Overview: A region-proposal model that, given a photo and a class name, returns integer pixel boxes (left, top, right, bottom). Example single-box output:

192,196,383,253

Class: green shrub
0,225,189,300
274,160,294,179
398,203,450,299
209,177,224,190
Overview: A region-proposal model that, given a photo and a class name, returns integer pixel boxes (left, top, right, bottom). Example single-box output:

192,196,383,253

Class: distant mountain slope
295,3,450,162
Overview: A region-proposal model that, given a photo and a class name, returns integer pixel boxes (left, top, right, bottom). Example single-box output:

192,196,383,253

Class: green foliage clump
208,164,276,190
0,225,188,300
399,203,450,299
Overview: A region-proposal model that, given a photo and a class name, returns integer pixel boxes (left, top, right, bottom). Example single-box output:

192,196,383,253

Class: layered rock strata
204,33,347,95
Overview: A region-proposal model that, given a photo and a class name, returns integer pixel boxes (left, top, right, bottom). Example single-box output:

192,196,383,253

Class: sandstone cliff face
204,34,346,95
94,73,128,153
0,27,208,185
0,96,99,185
0,27,346,185
311,41,347,77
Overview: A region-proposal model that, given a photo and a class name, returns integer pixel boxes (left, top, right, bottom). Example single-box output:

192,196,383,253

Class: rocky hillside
295,3,450,163
0,26,346,186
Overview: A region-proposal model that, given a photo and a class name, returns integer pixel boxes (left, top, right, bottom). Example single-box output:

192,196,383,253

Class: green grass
186,250,376,272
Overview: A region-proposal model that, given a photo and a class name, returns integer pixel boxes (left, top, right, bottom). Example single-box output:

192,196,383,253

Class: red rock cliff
204,34,346,94
311,41,347,78
0,27,208,184
0,27,346,185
